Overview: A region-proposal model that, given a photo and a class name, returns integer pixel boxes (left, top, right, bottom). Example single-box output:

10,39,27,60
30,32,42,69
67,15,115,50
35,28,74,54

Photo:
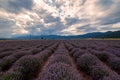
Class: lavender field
0,40,120,80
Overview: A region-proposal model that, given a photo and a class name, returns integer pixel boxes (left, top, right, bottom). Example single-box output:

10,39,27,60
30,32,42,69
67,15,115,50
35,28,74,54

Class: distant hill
76,30,120,38
13,30,120,39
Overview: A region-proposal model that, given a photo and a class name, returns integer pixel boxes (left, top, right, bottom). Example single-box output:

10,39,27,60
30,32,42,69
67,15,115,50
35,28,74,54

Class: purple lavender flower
38,63,82,80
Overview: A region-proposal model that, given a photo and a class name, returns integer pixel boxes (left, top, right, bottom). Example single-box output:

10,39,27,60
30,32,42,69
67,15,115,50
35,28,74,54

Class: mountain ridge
1,30,120,40
11,30,120,39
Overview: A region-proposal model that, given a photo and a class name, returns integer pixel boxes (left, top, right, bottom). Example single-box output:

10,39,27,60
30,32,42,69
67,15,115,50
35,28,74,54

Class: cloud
95,0,113,10
26,20,65,35
44,15,61,23
98,2,120,25
0,17,15,37
0,18,14,28
65,18,88,26
0,0,120,38
65,18,81,25
0,0,33,13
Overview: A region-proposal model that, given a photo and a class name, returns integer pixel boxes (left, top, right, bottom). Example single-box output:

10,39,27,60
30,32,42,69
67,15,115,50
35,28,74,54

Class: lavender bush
48,54,72,66
13,55,41,79
0,56,17,71
32,48,42,55
90,50,120,74
0,71,23,80
12,51,32,58
77,53,120,80
0,51,12,58
38,63,81,80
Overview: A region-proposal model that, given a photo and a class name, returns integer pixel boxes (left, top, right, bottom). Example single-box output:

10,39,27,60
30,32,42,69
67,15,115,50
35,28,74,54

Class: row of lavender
64,40,120,80
0,40,120,80
0,40,52,60
0,40,55,72
69,40,120,57
67,40,120,74
0,40,59,80
36,42,83,80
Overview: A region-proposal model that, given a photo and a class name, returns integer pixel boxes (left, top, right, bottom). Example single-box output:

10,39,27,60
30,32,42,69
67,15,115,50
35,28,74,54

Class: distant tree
41,37,43,39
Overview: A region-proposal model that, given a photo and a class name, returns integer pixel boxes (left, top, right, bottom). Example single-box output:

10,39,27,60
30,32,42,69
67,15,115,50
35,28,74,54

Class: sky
0,0,120,38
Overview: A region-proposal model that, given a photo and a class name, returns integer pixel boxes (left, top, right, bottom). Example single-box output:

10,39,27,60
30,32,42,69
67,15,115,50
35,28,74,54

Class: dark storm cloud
44,15,61,23
99,4,120,25
0,0,33,13
77,24,98,33
77,24,90,30
41,23,63,35
65,18,87,26
81,0,87,5
96,0,113,10
65,18,80,25
26,20,65,35
83,27,98,32
0,17,15,37
25,23,44,33
100,16,120,25
40,22,64,35
93,0,120,26
0,17,15,28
